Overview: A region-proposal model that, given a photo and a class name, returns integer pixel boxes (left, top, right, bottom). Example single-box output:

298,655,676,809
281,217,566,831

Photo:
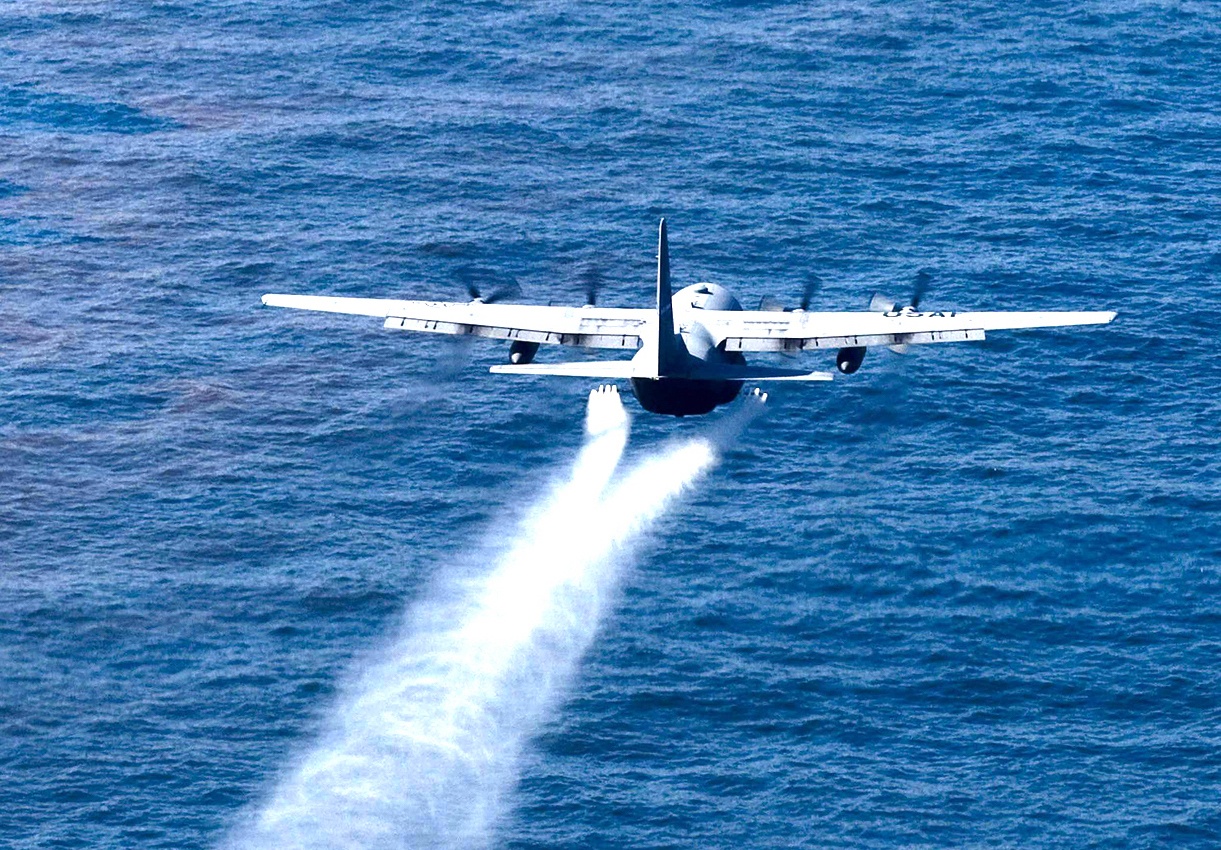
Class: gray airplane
262,220,1115,417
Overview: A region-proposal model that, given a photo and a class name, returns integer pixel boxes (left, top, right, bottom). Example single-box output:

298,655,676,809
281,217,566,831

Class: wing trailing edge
683,363,834,382
490,361,641,378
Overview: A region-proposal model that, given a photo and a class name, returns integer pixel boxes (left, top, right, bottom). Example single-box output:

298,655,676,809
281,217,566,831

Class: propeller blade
760,273,821,314
454,265,486,301
863,275,930,360
579,264,604,306
869,293,896,313
454,265,520,303
799,273,821,311
911,270,932,310
481,279,522,304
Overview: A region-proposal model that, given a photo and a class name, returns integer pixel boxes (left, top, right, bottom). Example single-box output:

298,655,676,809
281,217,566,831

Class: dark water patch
298,584,401,619
0,178,28,199
0,85,176,134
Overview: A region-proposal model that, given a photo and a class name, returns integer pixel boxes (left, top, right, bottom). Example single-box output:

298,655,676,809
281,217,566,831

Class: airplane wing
262,294,1115,358
696,308,1117,353
261,294,650,350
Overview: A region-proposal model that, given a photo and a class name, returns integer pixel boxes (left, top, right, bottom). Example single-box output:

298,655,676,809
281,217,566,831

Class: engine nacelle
836,346,867,374
508,340,540,365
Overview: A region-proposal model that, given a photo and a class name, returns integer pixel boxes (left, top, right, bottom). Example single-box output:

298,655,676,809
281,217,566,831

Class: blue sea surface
2,2,1220,847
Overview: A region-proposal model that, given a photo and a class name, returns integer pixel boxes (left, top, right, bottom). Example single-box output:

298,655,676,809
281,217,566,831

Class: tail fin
653,218,684,376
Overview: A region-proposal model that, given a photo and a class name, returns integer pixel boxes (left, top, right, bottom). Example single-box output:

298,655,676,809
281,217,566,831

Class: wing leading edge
262,297,1115,370
261,294,649,350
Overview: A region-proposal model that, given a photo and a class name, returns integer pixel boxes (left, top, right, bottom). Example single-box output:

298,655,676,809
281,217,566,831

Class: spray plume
230,386,766,850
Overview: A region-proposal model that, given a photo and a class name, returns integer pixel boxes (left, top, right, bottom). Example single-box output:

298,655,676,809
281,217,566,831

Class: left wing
696,308,1116,353
261,294,649,350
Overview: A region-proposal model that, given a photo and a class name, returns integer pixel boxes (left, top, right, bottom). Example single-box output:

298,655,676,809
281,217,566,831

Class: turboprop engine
508,340,540,364
836,346,867,374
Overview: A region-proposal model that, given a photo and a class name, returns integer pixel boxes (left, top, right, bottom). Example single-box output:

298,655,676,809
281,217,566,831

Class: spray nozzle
584,384,630,438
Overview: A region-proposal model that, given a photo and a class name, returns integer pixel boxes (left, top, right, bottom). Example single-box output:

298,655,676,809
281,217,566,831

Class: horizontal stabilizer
489,360,833,382
685,363,834,382
490,360,641,378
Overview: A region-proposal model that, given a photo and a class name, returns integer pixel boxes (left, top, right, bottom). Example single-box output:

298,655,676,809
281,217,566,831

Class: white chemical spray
232,387,766,850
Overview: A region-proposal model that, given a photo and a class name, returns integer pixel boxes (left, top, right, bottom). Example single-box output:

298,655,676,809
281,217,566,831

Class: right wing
697,308,1117,353
261,294,650,350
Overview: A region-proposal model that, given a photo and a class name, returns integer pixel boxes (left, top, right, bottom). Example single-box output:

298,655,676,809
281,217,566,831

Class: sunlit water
233,389,764,848
3,3,1220,849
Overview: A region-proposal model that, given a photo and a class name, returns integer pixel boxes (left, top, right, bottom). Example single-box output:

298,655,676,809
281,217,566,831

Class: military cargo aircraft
262,220,1115,416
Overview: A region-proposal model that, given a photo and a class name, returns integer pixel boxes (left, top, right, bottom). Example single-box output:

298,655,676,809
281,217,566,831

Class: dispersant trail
231,386,630,850
229,386,766,850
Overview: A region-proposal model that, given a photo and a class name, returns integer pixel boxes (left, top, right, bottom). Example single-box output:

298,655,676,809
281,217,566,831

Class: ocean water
2,2,1220,847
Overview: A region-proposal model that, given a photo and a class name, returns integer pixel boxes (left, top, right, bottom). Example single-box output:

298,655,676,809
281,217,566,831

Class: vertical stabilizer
653,218,683,376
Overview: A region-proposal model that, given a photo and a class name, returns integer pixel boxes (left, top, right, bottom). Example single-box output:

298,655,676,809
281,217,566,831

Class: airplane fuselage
629,375,742,416
629,282,746,416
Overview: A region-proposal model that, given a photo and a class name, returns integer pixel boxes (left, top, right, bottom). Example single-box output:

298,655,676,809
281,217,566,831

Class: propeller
799,272,821,311
454,264,522,304
868,292,896,313
870,269,933,315
757,272,823,357
759,271,822,312
870,269,934,354
429,265,522,380
579,264,604,307
910,269,931,310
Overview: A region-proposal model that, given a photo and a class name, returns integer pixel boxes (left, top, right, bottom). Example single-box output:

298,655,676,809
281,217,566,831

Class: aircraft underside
629,376,742,417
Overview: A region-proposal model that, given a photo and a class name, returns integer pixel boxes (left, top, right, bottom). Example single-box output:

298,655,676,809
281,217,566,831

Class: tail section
653,218,685,376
